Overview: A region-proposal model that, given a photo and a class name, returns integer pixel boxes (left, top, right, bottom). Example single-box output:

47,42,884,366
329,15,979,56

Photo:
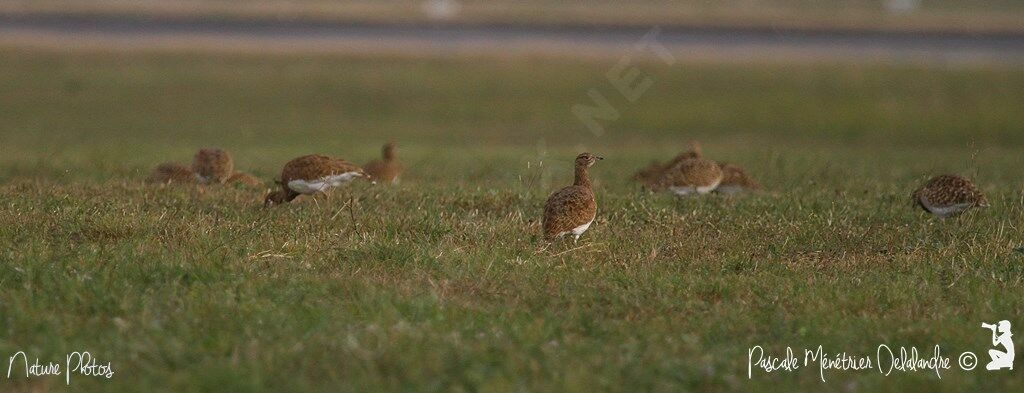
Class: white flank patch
556,218,594,239
669,186,697,196
571,219,593,236
287,172,362,194
920,195,973,218
697,177,723,194
670,178,722,197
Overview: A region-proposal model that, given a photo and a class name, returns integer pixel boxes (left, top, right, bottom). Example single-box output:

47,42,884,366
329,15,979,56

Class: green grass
1,50,1024,391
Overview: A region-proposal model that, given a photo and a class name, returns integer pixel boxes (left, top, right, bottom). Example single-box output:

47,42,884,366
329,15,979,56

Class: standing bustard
543,152,603,243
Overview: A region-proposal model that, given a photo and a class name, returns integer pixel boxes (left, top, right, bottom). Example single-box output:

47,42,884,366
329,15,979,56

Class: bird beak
596,156,604,160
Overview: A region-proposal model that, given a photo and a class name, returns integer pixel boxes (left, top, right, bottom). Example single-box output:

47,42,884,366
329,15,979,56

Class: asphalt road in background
2,13,1023,63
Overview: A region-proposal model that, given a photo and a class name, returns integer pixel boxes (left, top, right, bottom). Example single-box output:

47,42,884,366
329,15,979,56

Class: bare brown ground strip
1,1,1023,34
1,28,1022,67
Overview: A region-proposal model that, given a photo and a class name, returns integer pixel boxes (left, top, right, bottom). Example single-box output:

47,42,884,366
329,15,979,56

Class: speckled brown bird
192,148,234,184
632,142,703,185
912,175,989,218
264,154,371,206
651,157,723,196
226,171,263,187
715,162,760,195
543,152,602,242
363,142,404,184
147,162,195,184
633,160,667,185
662,142,704,168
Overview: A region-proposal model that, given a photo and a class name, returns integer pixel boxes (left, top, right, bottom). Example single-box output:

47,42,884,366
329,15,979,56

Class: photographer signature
6,351,114,385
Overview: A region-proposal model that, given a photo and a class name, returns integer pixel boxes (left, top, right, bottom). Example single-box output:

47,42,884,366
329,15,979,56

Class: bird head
575,152,603,168
357,169,376,185
383,142,397,160
977,194,991,208
263,190,290,207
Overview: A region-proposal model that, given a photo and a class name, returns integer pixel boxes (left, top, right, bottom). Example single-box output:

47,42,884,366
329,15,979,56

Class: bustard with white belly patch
913,175,989,218
633,142,703,186
543,152,603,243
264,154,371,206
651,157,723,196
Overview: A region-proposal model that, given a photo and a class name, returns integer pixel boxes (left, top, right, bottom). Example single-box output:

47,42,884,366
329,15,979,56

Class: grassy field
3,0,1024,33
1,50,1024,391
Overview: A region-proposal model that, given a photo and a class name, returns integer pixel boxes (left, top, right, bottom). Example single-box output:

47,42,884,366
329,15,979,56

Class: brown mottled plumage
363,142,404,184
651,157,723,196
226,171,263,187
715,162,760,195
662,142,704,168
633,160,668,185
147,162,195,184
192,148,234,184
632,142,703,185
543,152,602,242
912,175,989,218
264,154,370,206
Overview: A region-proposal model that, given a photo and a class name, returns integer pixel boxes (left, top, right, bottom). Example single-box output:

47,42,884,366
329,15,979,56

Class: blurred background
3,0,1023,61
3,0,1024,30
0,0,1022,183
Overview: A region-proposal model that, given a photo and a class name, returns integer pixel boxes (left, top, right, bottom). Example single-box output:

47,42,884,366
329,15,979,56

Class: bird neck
573,164,591,187
284,187,300,202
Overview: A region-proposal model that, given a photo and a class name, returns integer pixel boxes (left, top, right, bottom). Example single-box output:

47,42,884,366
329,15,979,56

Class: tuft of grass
0,50,1023,391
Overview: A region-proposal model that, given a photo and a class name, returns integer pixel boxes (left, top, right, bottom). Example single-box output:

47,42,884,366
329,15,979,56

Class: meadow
1,49,1024,391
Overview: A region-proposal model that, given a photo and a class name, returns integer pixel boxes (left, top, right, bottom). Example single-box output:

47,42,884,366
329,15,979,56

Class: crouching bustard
912,175,989,218
543,153,603,243
264,154,372,206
